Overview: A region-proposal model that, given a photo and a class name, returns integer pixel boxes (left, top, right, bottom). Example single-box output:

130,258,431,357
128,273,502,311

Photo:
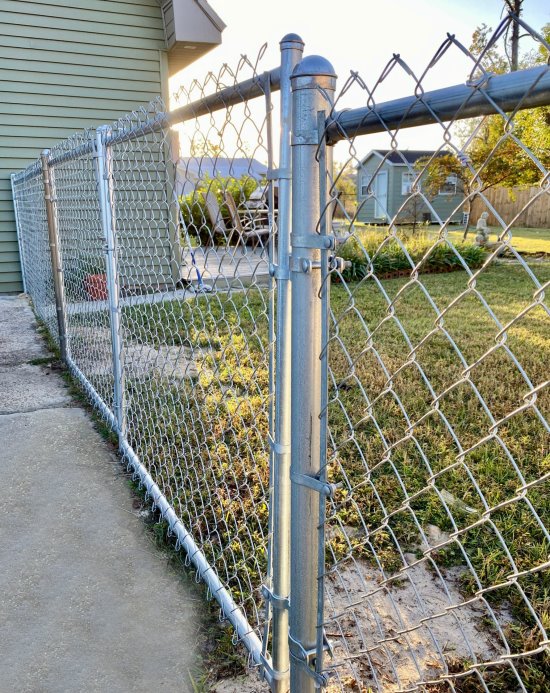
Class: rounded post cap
280,33,305,48
41,149,51,157
291,55,337,79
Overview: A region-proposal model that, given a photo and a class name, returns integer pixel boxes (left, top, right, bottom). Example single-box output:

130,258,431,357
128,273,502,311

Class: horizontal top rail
12,66,281,177
325,64,550,145
105,67,281,148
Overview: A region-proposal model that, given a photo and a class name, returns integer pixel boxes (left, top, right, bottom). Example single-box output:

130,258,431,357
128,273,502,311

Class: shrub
338,229,486,281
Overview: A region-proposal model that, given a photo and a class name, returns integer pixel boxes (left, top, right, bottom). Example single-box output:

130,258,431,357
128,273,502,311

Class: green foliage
337,229,486,281
179,174,259,246
426,20,550,199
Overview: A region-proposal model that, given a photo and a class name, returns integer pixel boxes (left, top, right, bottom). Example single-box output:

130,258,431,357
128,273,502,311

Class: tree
419,19,549,237
332,161,357,219
503,0,524,72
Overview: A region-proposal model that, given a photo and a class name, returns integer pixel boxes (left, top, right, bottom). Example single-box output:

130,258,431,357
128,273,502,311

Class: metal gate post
289,56,336,692
40,150,68,363
266,33,305,692
95,126,125,437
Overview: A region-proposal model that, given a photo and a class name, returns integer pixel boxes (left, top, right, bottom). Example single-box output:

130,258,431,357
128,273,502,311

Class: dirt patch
213,673,268,692
68,326,205,381
323,556,503,691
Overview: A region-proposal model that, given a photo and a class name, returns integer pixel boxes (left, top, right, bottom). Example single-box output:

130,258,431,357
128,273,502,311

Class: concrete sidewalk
0,296,200,692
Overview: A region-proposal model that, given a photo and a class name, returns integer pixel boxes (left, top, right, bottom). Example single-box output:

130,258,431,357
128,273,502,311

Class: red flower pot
84,273,108,301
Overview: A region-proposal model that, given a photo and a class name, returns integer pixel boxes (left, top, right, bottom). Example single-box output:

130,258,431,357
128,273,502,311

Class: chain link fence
10,13,550,693
317,14,550,693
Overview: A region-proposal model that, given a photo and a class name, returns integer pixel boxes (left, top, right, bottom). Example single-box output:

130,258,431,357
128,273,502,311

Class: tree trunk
505,0,522,72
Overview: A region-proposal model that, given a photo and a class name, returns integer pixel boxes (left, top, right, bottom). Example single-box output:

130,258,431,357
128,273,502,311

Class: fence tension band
288,634,331,687
290,470,337,497
291,233,336,250
267,167,291,181
259,654,290,683
261,584,290,611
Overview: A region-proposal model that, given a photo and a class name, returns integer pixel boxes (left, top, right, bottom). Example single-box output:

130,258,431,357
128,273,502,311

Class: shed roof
357,149,451,168
176,156,267,195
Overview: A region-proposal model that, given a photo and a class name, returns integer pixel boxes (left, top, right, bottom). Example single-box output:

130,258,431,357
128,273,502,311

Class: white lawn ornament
475,212,490,246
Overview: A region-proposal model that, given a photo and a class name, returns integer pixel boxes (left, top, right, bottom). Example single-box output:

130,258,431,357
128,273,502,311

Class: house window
439,174,458,195
401,172,417,195
360,173,372,196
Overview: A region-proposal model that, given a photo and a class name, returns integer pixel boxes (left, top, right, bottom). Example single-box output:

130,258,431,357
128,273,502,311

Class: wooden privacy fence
470,185,550,228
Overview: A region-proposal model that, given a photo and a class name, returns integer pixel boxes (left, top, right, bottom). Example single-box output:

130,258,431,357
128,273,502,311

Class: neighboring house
1,0,225,294
176,156,268,196
356,150,465,225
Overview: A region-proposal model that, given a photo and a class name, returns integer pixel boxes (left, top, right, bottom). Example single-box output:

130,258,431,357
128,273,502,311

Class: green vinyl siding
1,0,167,293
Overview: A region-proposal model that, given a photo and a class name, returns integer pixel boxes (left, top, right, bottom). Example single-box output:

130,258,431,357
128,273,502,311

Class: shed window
360,173,372,196
439,174,458,195
401,172,418,195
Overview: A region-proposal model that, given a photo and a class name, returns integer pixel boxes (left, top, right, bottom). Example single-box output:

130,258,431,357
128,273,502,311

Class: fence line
11,13,550,693
470,185,550,229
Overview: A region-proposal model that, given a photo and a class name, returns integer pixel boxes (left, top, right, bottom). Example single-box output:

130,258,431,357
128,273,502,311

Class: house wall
357,158,464,225
0,0,168,293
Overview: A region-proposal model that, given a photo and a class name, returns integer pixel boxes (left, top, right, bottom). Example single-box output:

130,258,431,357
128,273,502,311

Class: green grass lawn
327,261,549,690
346,222,550,255
451,226,550,255
122,260,549,691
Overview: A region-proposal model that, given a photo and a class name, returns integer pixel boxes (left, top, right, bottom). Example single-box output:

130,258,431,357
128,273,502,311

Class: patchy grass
126,260,548,691
121,289,272,632
326,261,550,691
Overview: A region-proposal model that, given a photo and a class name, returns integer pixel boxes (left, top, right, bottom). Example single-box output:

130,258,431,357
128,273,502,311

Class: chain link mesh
319,15,549,692
10,15,550,691
12,162,58,341
11,49,278,671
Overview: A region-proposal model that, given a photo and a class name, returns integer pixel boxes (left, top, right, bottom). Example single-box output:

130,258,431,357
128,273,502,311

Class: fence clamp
291,233,336,250
290,470,337,497
267,167,291,181
261,584,289,611
288,633,331,687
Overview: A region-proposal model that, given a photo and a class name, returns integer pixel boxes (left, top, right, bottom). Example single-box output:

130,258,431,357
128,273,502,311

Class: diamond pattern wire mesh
110,61,276,641
318,17,549,692
11,49,278,663
51,132,116,412
12,162,58,341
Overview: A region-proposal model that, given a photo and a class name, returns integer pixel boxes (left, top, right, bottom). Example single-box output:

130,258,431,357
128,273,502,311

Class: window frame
360,172,372,197
439,173,458,196
401,171,417,196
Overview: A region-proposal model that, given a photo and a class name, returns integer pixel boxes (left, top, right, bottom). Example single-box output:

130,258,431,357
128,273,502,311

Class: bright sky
169,0,549,161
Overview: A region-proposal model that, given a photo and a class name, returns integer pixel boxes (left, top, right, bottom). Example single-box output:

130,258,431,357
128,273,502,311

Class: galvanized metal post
265,33,305,693
40,150,68,362
95,126,125,437
289,56,336,692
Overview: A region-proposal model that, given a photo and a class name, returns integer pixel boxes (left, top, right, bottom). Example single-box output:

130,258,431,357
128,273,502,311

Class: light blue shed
356,150,465,225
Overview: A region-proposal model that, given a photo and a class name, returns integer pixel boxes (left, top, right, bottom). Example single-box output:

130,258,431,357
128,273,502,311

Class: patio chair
223,191,272,250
